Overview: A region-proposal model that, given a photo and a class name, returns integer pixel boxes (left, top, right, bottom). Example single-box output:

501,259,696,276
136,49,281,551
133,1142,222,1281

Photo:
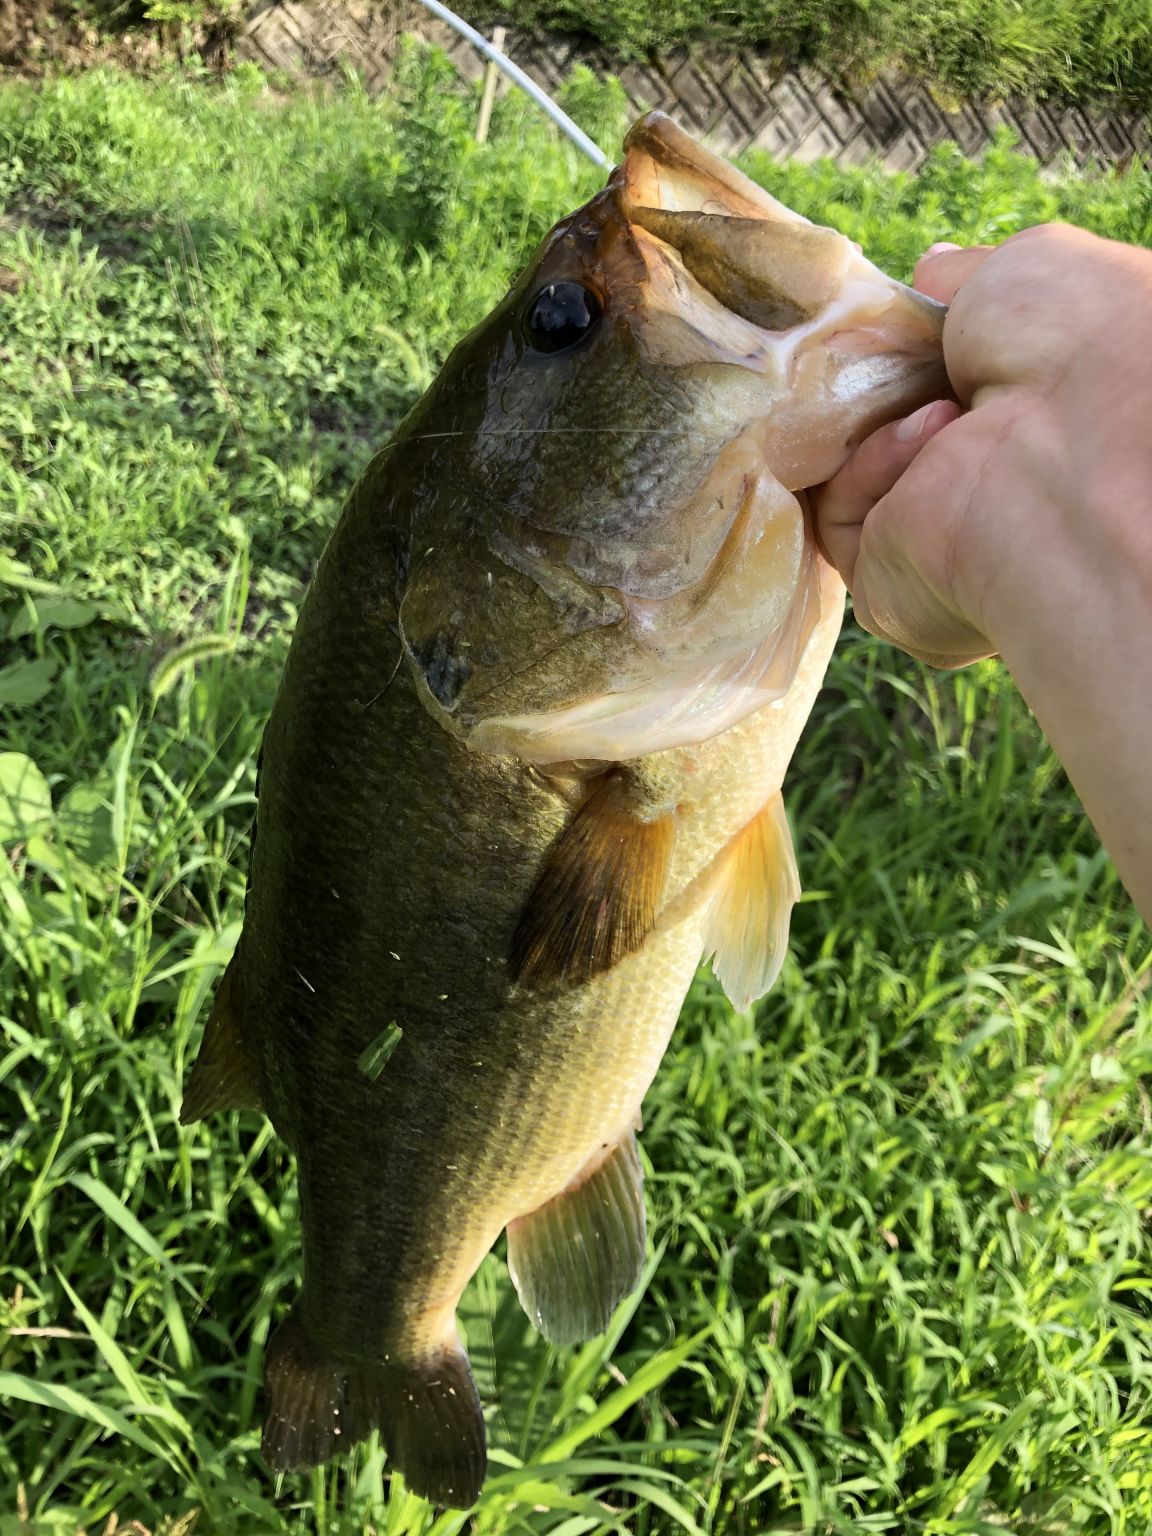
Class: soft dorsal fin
506,1133,646,1346
180,955,263,1122
701,792,800,1011
510,772,675,988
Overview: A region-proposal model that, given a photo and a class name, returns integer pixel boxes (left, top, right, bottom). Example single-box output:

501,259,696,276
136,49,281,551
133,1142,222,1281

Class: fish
180,112,948,1508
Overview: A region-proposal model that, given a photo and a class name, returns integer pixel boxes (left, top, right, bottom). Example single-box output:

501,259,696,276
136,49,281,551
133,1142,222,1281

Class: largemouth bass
182,113,948,1506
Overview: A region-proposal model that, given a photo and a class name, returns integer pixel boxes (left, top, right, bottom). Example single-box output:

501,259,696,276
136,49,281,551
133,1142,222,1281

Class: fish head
397,112,949,763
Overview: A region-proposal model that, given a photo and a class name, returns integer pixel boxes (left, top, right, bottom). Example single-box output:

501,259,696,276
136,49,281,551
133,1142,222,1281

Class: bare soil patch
0,0,186,75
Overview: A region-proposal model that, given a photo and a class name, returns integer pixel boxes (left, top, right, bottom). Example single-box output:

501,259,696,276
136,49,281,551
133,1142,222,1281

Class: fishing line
411,0,611,168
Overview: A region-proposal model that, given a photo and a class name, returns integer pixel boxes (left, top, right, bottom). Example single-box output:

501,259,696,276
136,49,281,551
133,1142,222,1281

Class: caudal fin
261,1307,486,1508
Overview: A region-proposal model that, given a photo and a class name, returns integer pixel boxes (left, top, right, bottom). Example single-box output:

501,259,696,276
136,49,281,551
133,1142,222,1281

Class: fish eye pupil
523,281,602,354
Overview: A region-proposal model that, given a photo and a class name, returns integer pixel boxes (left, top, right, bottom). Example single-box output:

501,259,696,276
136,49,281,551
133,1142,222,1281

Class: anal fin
180,954,262,1122
701,791,800,1011
507,1132,646,1345
510,773,675,987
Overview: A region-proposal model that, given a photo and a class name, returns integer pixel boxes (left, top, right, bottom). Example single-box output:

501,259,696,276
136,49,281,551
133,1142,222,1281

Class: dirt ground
0,0,213,74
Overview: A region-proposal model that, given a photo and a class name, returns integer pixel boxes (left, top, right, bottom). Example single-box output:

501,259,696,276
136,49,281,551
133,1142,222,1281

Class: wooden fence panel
238,1,1152,171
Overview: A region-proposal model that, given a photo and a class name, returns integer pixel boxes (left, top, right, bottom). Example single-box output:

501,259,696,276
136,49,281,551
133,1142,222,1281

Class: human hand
814,223,1152,669
814,222,1152,923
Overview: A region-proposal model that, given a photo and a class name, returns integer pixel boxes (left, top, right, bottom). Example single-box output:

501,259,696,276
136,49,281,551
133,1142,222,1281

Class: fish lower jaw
781,270,949,395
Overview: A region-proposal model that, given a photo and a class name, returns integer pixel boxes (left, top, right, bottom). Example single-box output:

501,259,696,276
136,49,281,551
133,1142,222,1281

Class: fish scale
181,112,949,1506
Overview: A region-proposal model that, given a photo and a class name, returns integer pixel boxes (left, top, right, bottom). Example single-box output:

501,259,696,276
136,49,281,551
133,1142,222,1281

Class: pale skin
812,223,1152,925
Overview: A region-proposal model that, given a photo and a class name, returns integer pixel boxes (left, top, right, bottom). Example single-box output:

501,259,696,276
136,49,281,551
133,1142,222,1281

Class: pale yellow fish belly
400,904,709,1348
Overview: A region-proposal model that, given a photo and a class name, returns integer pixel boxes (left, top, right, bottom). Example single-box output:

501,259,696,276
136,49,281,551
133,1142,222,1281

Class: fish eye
522,281,603,354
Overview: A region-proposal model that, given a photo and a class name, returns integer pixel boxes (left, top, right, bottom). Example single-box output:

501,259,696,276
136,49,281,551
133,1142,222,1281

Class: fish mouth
620,112,808,222
614,112,952,487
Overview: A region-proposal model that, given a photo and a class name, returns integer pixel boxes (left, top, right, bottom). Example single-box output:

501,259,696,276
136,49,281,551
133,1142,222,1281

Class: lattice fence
239,0,1152,171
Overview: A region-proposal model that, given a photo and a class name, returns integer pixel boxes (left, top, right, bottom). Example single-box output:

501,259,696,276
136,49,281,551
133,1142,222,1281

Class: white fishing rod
411,0,611,168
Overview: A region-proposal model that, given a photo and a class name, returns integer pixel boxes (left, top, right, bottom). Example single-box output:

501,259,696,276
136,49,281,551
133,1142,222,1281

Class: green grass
2,55,1151,1536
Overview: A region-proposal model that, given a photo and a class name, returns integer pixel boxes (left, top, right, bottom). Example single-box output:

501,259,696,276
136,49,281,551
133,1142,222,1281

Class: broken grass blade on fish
358,1020,404,1079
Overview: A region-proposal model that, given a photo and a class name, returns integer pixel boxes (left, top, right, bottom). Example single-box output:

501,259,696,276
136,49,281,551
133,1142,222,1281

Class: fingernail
895,401,936,442
925,241,961,257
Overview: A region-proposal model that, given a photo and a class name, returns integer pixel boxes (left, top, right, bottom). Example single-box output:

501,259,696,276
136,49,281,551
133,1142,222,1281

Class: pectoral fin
510,772,675,987
180,955,263,1121
506,1133,646,1345
702,792,800,1011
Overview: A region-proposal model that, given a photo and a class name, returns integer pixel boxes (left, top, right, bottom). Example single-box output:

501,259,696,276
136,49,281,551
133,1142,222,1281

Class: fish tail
261,1306,486,1508
261,1307,349,1470
350,1339,487,1508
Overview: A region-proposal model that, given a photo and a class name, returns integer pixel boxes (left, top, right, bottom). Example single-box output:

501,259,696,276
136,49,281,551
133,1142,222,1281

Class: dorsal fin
510,772,675,988
506,1133,646,1345
180,955,263,1122
701,792,800,1011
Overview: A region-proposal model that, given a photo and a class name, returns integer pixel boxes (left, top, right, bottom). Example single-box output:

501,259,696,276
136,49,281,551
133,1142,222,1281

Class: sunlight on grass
2,52,1151,1536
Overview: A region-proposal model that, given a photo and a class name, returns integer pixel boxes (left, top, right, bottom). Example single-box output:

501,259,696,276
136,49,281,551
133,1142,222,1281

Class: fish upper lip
620,110,808,225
